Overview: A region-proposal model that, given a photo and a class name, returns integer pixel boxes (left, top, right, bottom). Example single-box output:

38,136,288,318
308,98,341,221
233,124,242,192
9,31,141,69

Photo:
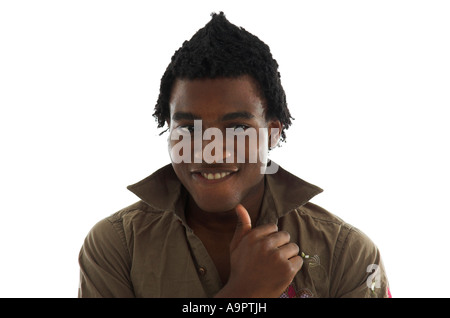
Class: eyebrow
172,111,255,122
220,111,255,121
171,112,201,121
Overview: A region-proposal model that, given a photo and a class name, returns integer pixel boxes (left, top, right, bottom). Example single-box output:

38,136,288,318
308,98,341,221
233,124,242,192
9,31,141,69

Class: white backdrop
1,0,449,298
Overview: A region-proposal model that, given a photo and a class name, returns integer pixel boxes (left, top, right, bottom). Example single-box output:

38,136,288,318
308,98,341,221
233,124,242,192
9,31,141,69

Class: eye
231,124,250,132
177,125,195,133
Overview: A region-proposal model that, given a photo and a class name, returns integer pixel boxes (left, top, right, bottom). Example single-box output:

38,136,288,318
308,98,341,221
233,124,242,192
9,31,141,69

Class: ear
268,120,282,149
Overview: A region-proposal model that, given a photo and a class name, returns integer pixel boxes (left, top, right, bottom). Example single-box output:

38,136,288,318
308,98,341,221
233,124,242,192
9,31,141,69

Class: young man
78,12,390,298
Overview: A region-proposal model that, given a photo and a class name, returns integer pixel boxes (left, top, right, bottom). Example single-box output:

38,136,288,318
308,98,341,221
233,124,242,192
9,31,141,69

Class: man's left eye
231,124,250,131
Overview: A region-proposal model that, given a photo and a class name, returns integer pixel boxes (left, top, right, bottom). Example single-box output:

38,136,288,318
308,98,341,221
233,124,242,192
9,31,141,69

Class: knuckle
279,230,290,241
265,223,278,233
251,223,277,237
289,242,299,253
289,265,300,277
261,239,275,254
289,257,302,274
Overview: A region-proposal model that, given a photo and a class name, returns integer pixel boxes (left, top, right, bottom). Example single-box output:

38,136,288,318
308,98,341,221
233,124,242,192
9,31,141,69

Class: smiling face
168,75,281,213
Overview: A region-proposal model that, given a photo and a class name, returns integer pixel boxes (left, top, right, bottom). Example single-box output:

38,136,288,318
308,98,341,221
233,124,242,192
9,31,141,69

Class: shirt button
198,267,207,276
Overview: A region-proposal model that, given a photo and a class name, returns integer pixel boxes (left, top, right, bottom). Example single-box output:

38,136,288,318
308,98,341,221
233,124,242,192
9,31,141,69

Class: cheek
228,129,269,164
171,162,187,179
171,163,197,197
168,131,195,164
256,131,269,162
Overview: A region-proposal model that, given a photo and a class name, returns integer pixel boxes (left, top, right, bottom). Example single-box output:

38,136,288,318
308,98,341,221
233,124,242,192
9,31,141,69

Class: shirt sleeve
330,227,391,298
78,218,135,298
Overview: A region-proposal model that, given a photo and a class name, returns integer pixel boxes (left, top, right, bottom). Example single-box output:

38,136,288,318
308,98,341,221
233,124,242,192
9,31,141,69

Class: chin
192,192,239,213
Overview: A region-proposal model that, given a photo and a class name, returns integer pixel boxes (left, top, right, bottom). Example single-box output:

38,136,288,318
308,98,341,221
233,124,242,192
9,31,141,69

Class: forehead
169,75,266,119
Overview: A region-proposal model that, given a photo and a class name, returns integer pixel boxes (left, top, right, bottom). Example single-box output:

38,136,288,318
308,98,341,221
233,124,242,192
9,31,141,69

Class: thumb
230,204,252,251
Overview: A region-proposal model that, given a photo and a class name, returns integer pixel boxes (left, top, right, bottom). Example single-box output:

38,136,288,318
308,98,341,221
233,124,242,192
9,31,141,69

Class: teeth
201,172,232,180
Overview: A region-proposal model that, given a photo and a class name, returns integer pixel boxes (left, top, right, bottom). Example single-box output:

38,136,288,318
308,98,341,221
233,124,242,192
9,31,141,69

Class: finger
278,242,300,260
250,223,279,238
288,255,303,273
230,204,252,251
265,230,290,248
235,204,252,232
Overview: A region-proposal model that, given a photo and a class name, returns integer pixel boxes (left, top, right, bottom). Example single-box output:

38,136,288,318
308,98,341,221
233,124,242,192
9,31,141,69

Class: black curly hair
153,11,293,142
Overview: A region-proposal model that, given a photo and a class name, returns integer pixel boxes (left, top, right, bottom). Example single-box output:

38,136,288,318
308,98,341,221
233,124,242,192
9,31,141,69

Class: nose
193,130,232,164
194,146,233,164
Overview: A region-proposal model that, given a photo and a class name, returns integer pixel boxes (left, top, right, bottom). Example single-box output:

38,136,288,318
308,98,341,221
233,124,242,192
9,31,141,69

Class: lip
190,167,239,173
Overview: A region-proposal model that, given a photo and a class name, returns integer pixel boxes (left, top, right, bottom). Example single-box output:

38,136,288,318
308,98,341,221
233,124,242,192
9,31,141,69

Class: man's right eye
177,125,195,133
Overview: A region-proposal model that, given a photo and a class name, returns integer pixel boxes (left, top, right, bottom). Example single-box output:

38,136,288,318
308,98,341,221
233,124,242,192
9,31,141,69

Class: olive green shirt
78,163,390,298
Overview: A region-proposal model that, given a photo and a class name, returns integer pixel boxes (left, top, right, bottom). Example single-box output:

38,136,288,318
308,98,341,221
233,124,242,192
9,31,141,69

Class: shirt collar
126,162,323,225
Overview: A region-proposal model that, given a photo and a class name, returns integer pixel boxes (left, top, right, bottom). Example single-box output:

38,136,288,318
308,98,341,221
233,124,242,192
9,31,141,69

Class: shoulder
295,201,379,256
292,202,354,238
84,201,163,255
106,200,159,225
88,201,152,237
296,201,347,225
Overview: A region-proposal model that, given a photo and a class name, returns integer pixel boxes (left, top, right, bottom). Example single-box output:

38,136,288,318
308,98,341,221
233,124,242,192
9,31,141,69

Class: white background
1,0,449,298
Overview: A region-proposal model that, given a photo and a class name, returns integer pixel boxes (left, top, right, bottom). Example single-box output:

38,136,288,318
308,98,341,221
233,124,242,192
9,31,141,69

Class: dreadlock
153,11,293,142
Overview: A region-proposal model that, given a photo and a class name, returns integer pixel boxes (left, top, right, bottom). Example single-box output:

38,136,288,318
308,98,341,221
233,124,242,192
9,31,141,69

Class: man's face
168,75,281,213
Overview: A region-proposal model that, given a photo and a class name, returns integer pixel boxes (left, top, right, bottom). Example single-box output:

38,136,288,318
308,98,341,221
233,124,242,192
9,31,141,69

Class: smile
191,168,238,183
201,172,232,180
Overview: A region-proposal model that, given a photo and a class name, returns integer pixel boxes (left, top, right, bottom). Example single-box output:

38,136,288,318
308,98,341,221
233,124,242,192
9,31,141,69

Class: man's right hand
215,204,303,298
